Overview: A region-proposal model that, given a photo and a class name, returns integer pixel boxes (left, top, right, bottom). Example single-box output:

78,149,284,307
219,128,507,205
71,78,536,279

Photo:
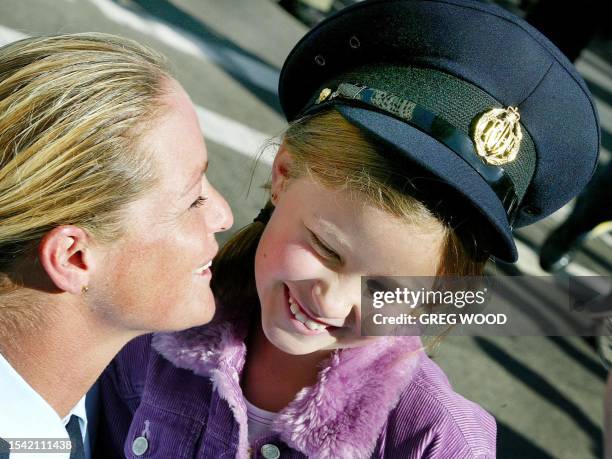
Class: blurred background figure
525,0,612,273
539,163,612,272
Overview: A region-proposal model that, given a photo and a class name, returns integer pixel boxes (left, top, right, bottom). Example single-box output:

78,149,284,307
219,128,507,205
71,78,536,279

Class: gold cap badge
472,106,523,166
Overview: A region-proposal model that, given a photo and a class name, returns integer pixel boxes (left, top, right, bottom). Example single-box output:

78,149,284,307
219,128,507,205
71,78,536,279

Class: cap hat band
307,82,520,224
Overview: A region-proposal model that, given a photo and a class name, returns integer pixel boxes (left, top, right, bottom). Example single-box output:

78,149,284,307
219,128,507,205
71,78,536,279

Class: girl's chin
266,327,331,355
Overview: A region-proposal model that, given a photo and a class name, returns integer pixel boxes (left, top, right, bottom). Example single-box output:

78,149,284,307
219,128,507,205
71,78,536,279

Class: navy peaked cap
278,0,600,262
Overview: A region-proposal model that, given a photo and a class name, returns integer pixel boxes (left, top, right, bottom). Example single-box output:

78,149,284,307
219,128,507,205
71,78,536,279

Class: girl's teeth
295,312,307,323
305,319,324,331
288,293,327,330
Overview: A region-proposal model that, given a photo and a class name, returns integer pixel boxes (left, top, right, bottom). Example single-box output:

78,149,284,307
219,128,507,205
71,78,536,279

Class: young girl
95,1,599,457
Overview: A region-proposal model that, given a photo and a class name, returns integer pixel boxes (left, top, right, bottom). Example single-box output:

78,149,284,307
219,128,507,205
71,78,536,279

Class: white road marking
514,238,551,276
195,106,272,162
578,51,612,93
87,0,204,59
0,25,273,162
0,25,26,43
86,0,279,94
576,50,612,161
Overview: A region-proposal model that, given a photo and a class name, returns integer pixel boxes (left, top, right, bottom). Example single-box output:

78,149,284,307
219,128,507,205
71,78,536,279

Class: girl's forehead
296,177,437,230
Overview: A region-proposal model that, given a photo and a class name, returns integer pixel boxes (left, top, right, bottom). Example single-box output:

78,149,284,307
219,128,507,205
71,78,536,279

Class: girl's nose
310,278,358,321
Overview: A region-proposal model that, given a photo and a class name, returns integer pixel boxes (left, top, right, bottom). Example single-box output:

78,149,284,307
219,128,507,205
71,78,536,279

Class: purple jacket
96,311,496,458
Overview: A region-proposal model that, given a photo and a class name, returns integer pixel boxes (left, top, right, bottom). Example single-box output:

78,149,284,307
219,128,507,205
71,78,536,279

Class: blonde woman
0,33,232,458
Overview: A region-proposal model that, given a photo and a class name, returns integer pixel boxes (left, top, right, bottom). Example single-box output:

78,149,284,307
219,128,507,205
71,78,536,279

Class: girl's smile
284,283,341,335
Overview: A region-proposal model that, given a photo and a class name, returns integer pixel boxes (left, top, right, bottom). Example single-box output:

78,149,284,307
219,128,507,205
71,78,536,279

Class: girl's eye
308,230,340,261
365,279,386,297
190,196,208,209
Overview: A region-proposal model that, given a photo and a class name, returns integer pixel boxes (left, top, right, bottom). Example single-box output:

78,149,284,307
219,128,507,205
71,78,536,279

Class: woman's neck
0,295,139,419
241,322,333,412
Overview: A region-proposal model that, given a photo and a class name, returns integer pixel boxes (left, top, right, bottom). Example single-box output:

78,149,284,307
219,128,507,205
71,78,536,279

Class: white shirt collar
61,394,88,439
0,352,88,458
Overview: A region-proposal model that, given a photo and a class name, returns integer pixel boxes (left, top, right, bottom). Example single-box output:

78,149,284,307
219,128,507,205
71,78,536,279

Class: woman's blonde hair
0,33,170,286
213,109,488,311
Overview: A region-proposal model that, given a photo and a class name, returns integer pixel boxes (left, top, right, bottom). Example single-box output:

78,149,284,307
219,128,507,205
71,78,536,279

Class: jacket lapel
153,321,251,458
273,336,423,458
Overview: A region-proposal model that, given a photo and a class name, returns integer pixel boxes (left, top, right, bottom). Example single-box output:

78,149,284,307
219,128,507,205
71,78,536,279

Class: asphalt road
1,1,610,457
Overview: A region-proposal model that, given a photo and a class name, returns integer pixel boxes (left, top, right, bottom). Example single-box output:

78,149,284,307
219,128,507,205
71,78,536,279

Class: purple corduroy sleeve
379,357,496,458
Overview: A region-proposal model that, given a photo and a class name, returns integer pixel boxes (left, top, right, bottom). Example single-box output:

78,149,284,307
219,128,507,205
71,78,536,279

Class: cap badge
316,88,332,104
472,106,523,166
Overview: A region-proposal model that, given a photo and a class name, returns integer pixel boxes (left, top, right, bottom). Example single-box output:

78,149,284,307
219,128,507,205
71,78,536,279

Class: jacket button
131,436,149,456
260,443,280,459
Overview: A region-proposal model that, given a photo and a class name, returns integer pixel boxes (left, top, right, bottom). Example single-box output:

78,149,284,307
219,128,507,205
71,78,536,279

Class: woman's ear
271,144,293,205
38,226,94,294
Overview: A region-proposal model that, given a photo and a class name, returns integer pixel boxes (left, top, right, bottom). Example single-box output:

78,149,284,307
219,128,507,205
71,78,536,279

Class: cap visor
336,105,518,262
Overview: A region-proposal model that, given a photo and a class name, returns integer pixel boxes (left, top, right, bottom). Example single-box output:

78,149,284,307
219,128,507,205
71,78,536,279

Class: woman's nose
205,185,233,233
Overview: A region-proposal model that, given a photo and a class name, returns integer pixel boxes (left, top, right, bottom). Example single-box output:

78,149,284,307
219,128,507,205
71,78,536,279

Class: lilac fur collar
152,317,423,459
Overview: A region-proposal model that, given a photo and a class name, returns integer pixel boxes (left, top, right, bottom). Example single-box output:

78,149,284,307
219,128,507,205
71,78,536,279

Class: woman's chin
166,299,216,332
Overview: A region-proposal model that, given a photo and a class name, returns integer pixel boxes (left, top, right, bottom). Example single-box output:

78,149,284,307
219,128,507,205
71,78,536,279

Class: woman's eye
308,230,340,261
190,196,208,209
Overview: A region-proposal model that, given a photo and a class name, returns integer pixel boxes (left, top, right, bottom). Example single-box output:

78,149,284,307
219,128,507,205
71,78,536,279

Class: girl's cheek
277,244,325,279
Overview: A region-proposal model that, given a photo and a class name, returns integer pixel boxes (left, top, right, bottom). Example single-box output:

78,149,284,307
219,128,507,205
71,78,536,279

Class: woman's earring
81,285,89,294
